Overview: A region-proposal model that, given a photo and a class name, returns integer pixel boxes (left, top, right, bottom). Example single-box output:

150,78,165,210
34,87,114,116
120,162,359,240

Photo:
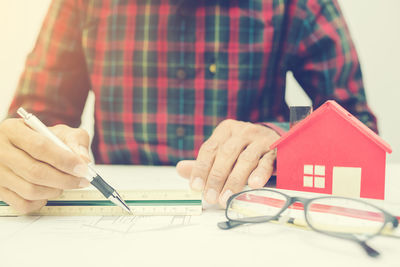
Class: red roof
270,100,392,153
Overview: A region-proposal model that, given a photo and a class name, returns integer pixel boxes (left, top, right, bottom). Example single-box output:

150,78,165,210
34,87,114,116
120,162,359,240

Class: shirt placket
174,3,194,160
177,16,186,159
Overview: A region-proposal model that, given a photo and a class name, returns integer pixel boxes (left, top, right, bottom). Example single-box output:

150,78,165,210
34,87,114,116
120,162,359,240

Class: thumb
176,160,195,179
49,125,91,163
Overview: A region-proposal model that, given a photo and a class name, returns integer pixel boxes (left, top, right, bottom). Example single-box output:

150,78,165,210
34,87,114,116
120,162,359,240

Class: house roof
270,100,392,153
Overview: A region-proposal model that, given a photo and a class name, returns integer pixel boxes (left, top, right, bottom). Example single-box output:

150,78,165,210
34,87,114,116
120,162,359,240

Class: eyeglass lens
227,190,288,222
227,190,386,237
307,197,385,236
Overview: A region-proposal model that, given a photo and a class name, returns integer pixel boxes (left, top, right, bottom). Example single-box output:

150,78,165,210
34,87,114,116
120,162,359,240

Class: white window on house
303,165,326,188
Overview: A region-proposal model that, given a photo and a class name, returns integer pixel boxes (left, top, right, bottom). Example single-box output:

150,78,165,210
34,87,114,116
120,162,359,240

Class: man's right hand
0,118,92,214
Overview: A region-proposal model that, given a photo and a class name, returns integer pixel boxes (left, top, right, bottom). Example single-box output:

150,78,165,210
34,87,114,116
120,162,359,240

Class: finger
0,165,63,201
190,122,232,191
204,136,249,204
50,125,91,162
0,144,90,189
2,119,88,177
176,160,195,179
248,150,276,188
0,186,47,215
219,141,269,206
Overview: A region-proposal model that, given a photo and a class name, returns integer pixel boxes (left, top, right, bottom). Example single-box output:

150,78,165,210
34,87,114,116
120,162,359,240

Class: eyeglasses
218,188,399,257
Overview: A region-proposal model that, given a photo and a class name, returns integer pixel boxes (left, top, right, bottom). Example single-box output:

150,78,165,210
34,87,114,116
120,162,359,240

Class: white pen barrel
86,165,97,181
22,116,73,152
26,114,96,181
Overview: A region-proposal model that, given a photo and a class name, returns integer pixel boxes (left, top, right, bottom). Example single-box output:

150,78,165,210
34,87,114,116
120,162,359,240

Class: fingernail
79,179,91,188
78,145,90,159
220,190,233,206
191,177,204,191
249,175,263,186
73,164,88,177
205,189,218,204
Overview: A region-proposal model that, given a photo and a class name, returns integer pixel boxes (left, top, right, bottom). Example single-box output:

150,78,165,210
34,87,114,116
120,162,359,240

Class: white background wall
0,0,399,162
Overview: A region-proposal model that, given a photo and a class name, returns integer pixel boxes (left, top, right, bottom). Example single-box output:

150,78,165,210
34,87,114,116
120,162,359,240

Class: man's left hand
176,119,280,207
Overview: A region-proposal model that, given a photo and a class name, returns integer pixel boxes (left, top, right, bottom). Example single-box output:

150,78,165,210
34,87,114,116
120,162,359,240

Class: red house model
270,100,392,200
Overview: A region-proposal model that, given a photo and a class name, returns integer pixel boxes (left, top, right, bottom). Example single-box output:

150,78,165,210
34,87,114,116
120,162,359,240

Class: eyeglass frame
218,188,399,257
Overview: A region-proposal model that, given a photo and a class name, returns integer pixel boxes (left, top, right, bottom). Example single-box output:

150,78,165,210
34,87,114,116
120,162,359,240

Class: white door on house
332,167,362,198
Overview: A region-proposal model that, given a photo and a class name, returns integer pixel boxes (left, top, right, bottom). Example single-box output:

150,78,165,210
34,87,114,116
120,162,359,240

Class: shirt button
209,63,217,74
176,68,186,80
176,126,185,137
355,103,364,113
366,121,374,129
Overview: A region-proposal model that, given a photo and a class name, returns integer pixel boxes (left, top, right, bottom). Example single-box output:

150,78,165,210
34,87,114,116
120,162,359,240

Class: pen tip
117,197,132,214
109,190,132,214
123,204,132,214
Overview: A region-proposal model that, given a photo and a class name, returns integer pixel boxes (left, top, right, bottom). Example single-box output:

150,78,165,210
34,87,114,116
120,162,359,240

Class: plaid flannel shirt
8,0,377,165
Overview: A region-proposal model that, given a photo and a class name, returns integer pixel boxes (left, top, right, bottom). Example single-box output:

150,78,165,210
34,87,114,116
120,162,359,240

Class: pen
17,107,132,214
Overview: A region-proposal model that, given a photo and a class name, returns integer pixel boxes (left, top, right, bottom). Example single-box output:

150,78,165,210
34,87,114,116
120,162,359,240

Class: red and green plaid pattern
8,0,377,165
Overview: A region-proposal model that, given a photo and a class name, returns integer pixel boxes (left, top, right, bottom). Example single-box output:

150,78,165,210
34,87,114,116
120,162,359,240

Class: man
0,0,377,213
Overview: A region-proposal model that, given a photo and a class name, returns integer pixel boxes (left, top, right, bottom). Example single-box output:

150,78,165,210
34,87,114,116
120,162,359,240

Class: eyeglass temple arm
218,214,283,230
217,220,246,230
358,240,380,258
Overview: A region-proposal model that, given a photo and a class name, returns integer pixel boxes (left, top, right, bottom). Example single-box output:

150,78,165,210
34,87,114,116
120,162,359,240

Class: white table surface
0,164,399,267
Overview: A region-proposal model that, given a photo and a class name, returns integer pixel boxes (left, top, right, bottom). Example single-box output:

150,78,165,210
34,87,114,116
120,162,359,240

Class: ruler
0,190,202,216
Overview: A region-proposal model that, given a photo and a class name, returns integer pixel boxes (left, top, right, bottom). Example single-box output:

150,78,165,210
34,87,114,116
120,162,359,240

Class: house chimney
289,106,312,128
